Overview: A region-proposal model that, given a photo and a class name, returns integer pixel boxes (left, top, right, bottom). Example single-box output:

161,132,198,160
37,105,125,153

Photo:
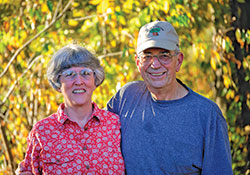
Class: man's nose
151,56,161,68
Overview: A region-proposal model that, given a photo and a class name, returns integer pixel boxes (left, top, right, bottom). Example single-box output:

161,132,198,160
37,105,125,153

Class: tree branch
0,0,72,78
98,51,123,59
53,0,62,21
73,13,107,21
0,55,42,107
0,110,15,175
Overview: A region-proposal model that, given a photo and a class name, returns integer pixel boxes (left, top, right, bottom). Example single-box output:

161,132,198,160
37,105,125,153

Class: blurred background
0,0,249,174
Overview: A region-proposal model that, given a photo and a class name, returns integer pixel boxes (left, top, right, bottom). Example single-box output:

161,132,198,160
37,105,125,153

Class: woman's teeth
73,89,86,94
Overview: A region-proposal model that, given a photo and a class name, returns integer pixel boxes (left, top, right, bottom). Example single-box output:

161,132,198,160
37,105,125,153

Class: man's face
136,48,183,91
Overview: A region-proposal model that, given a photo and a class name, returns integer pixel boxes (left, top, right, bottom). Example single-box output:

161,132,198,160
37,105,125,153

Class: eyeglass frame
59,68,96,81
138,51,180,65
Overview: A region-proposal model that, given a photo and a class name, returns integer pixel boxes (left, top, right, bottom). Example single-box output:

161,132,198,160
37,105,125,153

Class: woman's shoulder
93,102,120,120
98,108,119,119
31,113,58,131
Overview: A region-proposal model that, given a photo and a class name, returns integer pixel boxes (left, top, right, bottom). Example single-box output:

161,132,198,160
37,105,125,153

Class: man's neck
149,81,188,101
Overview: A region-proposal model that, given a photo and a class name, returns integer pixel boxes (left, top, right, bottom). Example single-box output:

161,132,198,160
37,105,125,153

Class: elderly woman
17,44,125,174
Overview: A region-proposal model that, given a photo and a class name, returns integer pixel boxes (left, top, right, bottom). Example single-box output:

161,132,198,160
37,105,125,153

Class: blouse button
84,127,88,131
83,146,87,150
86,165,90,169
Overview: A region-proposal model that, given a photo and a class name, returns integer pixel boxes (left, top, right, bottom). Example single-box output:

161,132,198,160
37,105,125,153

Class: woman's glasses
60,68,95,81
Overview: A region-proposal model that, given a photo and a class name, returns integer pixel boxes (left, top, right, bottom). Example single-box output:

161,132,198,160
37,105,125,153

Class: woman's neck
64,103,93,128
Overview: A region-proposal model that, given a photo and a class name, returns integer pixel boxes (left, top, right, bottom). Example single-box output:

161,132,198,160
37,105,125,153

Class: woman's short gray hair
47,44,105,90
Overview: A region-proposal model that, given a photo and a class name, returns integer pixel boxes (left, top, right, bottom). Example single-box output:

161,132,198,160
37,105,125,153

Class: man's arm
202,112,233,175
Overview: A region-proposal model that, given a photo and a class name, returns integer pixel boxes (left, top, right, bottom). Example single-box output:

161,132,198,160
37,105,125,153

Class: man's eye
81,70,91,76
144,55,152,59
160,54,170,59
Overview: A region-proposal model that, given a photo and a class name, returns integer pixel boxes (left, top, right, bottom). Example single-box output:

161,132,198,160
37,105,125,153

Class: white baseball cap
136,21,180,54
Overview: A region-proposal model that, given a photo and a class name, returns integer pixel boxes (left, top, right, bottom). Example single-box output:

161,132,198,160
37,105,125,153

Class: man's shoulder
189,89,224,117
122,80,145,88
119,81,146,93
190,90,218,107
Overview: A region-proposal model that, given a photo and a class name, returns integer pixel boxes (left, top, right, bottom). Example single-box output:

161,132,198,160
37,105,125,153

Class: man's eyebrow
160,50,170,53
143,51,152,54
142,50,170,54
143,51,169,54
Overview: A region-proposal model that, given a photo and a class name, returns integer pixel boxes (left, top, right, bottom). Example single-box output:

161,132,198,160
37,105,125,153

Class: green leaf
47,0,53,12
35,10,42,21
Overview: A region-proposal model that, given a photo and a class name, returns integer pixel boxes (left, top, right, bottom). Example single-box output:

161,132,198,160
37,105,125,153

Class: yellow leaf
243,57,249,69
89,0,101,5
72,2,80,7
16,117,22,125
235,29,241,43
119,16,126,25
222,65,228,74
111,40,116,47
230,90,235,98
68,19,79,27
245,125,250,133
210,57,216,70
115,6,121,12
235,95,240,102
163,1,170,14
223,75,231,88
41,3,49,13
73,10,83,17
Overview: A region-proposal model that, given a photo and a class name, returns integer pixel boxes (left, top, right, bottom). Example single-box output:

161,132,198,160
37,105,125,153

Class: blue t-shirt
107,80,233,175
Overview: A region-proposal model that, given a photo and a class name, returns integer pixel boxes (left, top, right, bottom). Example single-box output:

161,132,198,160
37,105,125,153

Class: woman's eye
66,72,74,76
62,70,74,77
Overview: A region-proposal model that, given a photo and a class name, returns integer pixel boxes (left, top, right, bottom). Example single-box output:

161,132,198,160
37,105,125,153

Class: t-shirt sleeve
107,92,120,115
202,111,233,175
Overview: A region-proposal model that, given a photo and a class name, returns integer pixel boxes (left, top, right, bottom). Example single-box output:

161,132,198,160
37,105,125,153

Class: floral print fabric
18,102,125,175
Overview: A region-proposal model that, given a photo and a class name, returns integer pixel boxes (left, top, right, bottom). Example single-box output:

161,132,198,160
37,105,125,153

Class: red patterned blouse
18,102,125,175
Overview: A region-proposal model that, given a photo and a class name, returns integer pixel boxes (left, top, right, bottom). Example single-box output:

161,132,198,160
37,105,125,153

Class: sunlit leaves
210,57,217,70
163,1,170,14
89,0,114,14
0,0,249,174
223,75,231,88
68,19,79,27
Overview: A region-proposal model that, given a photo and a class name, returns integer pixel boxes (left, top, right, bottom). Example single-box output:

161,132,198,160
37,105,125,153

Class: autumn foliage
0,0,249,174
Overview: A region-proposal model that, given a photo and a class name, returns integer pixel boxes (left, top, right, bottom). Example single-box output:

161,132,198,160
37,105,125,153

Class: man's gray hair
47,44,104,90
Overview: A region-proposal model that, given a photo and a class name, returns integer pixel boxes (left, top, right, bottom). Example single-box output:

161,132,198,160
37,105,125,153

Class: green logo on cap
149,27,160,36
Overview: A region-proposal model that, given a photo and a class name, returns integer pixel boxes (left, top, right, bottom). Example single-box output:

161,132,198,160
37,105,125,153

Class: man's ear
56,87,62,93
176,52,184,72
135,54,141,72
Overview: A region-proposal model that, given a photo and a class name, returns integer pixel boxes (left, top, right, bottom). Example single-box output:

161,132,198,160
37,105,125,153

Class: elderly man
107,21,233,175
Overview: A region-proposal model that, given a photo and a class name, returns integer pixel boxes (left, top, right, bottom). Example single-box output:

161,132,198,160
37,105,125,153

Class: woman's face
59,66,96,108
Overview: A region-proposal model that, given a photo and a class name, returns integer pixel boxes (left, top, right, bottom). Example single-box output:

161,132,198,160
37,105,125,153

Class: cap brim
137,40,178,54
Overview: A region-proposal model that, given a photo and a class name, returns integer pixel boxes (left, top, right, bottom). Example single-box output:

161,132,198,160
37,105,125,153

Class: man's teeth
73,89,86,93
151,72,164,76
